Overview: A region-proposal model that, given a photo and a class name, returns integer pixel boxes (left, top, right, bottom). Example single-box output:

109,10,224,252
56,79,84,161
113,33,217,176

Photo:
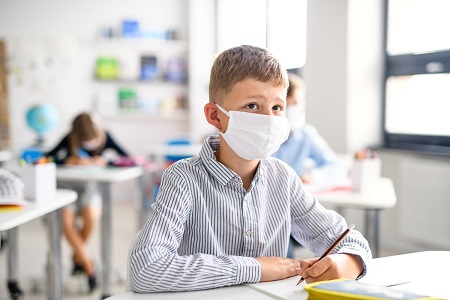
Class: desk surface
105,251,450,300
311,177,397,210
0,189,77,231
56,165,144,183
0,150,13,162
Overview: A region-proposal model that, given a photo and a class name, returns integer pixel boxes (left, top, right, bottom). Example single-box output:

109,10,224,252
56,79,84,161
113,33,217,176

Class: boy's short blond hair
209,45,289,104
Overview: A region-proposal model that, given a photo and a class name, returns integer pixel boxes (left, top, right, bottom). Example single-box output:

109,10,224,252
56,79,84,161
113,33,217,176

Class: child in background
130,45,371,293
273,73,347,185
46,111,129,293
273,73,348,258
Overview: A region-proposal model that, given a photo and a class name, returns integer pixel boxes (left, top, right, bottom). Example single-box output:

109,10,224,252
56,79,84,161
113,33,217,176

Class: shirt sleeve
130,169,261,293
45,135,70,165
289,174,372,278
103,132,129,156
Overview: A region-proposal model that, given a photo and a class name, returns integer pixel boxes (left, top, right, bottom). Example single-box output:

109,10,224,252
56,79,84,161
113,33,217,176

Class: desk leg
100,182,112,299
365,209,380,258
137,174,147,228
7,227,23,300
47,208,63,300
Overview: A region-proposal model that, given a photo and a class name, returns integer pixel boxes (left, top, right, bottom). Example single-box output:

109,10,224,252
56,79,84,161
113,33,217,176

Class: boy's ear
204,103,223,131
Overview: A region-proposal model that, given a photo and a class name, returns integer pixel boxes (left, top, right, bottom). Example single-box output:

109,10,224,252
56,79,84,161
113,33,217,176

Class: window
216,0,307,69
383,0,450,155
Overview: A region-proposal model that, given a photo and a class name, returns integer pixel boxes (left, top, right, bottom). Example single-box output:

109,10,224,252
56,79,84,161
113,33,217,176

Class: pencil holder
20,162,56,202
350,159,381,192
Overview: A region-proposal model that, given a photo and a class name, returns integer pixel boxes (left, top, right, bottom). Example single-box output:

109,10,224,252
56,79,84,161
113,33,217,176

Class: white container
350,159,381,192
20,162,56,202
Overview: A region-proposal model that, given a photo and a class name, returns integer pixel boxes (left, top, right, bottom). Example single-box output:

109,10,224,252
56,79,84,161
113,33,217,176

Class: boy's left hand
299,254,363,283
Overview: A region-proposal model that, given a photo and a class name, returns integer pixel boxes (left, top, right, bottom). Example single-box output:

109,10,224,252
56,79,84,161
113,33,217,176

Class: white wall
303,0,383,154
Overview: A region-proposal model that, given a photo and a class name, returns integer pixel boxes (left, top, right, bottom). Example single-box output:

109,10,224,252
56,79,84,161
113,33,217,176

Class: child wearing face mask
46,111,129,293
273,73,347,185
130,45,371,293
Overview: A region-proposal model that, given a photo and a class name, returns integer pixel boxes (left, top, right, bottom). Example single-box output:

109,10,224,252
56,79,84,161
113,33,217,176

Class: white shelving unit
88,37,189,121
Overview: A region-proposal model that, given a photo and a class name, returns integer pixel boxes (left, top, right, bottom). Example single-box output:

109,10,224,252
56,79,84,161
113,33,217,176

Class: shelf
100,110,188,122
91,38,188,52
92,79,188,86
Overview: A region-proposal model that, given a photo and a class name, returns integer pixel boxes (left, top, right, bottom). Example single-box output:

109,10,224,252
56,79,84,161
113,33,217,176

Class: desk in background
0,189,77,300
307,177,397,258
0,150,12,165
56,166,144,299
105,251,450,300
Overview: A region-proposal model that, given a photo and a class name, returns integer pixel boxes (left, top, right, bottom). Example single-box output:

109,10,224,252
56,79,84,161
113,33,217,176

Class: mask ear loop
215,104,230,117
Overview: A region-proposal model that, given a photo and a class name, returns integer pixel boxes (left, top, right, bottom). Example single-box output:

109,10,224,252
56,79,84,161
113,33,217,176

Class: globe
26,103,59,145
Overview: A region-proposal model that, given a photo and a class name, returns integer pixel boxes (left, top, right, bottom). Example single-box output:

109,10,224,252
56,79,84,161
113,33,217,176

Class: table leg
365,209,380,258
99,182,112,299
137,174,147,228
335,206,345,218
47,208,63,300
7,227,23,300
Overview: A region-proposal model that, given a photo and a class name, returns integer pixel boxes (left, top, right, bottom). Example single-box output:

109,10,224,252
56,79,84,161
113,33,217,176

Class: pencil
296,223,355,285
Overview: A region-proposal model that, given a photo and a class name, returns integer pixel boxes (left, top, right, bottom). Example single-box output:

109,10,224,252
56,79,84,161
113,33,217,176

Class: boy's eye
273,105,283,111
245,103,258,110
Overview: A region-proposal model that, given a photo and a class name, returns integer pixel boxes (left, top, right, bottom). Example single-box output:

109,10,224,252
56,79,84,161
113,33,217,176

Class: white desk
0,189,77,300
0,150,13,164
105,251,450,300
56,166,144,299
308,177,397,258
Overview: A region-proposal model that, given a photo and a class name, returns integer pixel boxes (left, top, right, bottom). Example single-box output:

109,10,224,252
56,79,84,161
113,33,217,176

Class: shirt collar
200,135,265,188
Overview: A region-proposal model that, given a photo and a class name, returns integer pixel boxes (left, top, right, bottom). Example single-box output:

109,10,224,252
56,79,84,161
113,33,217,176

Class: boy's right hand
255,256,302,282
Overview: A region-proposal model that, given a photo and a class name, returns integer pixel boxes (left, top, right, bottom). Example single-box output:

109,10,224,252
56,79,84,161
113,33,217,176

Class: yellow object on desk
0,205,25,212
304,279,443,300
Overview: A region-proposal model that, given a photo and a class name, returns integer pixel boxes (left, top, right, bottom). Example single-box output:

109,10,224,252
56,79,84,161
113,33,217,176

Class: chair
126,230,141,292
164,138,194,167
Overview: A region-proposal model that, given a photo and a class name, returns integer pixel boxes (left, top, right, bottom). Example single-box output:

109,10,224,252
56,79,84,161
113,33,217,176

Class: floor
0,189,400,300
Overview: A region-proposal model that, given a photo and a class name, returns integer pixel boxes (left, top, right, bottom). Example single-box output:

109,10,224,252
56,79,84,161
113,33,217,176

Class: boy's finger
305,258,331,278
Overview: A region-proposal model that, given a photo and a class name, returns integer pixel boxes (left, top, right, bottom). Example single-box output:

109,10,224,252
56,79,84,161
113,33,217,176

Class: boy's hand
256,256,302,282
299,254,363,283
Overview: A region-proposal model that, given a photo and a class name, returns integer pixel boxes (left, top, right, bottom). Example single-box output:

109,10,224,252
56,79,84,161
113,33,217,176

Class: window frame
382,0,450,156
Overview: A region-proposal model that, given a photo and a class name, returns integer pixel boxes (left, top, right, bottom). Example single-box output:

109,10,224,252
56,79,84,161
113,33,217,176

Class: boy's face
218,78,288,132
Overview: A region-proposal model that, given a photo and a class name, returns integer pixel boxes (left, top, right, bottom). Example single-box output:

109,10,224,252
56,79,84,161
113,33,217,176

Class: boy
130,45,371,293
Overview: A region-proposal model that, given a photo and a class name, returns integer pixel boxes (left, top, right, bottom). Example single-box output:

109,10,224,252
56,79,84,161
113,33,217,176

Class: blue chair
164,138,194,165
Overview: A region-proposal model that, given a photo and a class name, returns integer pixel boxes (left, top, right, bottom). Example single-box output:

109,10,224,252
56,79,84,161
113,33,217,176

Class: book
304,279,443,300
0,197,28,212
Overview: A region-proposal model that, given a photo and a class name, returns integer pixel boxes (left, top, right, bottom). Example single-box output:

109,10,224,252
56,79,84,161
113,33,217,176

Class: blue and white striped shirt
130,135,372,292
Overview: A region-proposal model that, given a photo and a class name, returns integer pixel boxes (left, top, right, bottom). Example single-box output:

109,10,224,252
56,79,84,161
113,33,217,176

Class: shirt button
246,230,252,236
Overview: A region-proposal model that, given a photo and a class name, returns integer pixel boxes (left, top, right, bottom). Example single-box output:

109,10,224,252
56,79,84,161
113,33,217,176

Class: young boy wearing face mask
46,111,129,293
273,73,347,185
130,45,371,293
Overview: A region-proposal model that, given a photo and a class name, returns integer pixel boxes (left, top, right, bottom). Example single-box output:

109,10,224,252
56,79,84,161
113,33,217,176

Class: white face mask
286,104,305,131
216,104,290,160
82,138,100,151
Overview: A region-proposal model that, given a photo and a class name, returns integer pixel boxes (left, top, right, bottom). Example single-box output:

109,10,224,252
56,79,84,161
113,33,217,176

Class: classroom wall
303,0,383,155
0,0,190,155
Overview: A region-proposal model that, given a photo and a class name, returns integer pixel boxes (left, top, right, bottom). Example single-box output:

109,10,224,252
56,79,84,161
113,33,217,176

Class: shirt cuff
229,256,261,284
337,248,372,279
